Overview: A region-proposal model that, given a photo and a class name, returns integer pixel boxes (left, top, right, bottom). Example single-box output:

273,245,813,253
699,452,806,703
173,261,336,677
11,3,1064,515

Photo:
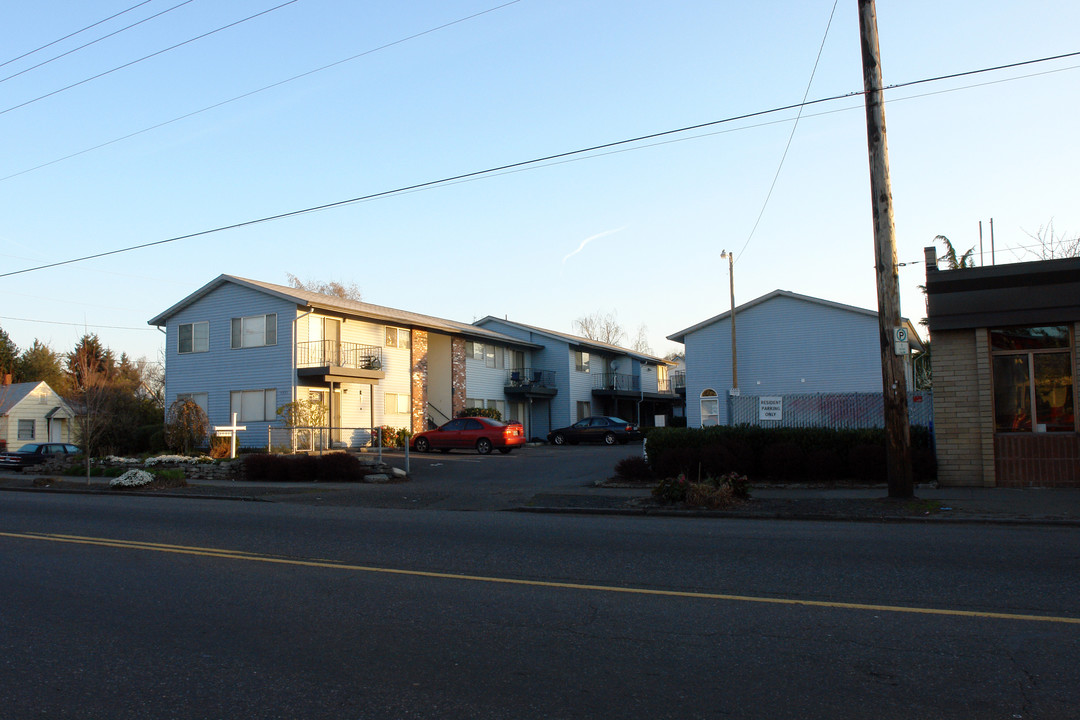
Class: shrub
686,482,736,510
316,452,364,481
375,426,411,448
614,455,653,481
652,474,689,503
760,442,803,480
241,451,367,482
459,407,501,420
209,436,233,459
164,399,208,455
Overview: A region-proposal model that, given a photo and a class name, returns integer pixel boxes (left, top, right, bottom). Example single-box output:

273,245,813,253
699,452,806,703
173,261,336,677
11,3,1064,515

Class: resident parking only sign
759,396,783,421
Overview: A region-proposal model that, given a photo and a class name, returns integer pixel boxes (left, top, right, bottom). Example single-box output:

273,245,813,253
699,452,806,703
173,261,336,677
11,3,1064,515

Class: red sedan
411,417,526,455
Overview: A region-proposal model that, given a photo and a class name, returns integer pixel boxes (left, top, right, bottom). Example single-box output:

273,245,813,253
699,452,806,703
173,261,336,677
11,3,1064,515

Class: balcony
504,368,557,398
593,372,679,400
671,371,686,395
296,340,385,383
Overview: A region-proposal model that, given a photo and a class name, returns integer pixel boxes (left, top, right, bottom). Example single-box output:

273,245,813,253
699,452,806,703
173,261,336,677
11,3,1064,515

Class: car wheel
498,448,512,454
476,438,493,455
552,433,565,446
415,437,430,453
603,432,616,445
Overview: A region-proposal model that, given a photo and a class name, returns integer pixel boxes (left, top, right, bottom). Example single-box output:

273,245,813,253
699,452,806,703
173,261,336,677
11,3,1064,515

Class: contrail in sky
562,227,626,264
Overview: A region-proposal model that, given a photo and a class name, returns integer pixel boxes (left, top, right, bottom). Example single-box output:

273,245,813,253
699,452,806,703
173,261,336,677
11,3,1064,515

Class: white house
0,381,74,450
667,290,923,428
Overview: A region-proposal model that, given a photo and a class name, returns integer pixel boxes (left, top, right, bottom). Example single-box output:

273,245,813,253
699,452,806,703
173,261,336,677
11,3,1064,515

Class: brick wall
451,337,466,419
410,330,428,435
931,328,996,486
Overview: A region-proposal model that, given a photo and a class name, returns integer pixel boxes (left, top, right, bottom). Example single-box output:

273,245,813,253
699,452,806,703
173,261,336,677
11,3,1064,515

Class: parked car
547,416,640,446
0,442,82,470
411,417,526,455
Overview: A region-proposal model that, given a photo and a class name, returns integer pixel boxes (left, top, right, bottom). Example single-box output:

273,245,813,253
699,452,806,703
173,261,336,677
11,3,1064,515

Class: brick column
932,328,996,486
451,337,466,419
410,330,428,435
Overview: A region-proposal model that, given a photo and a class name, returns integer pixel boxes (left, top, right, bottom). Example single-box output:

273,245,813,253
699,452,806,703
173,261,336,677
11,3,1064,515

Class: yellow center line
5,530,1079,625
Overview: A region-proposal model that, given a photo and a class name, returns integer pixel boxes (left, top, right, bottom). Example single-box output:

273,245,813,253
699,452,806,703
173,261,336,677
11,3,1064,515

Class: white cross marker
213,412,247,459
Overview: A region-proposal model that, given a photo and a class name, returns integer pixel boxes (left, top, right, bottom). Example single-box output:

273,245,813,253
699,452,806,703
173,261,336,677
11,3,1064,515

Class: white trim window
231,314,277,349
576,401,591,421
230,389,277,422
17,419,35,440
178,321,209,354
466,342,485,360
385,326,411,350
575,351,590,373
177,392,209,415
700,388,719,427
485,345,504,369
487,399,505,418
384,392,410,415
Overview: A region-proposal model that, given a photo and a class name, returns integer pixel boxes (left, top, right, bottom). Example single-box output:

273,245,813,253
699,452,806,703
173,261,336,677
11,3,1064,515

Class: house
473,317,680,436
666,290,924,428
0,381,74,450
924,248,1079,487
148,275,545,448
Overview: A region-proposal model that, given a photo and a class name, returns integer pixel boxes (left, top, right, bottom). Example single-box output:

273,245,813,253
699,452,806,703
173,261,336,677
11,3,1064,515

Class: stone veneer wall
410,329,428,435
931,328,996,486
451,337,466,419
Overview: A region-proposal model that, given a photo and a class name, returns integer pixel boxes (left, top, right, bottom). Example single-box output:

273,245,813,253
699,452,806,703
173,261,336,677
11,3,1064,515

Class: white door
49,419,65,442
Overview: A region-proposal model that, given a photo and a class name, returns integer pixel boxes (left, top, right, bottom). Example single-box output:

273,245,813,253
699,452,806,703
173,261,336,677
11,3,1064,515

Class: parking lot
358,443,645,511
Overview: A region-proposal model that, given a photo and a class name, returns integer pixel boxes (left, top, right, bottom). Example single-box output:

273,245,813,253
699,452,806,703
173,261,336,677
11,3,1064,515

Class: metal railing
296,340,382,369
671,371,686,390
593,373,639,392
505,368,556,388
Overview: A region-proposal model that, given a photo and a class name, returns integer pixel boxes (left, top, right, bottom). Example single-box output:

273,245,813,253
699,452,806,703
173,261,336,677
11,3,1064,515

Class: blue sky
2,0,1078,366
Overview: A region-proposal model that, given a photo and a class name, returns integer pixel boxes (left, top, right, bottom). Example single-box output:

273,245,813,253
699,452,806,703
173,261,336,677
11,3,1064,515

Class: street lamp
720,250,738,395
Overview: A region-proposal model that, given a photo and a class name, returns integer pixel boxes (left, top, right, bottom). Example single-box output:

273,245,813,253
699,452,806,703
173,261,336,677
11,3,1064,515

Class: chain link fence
266,426,377,454
730,392,933,429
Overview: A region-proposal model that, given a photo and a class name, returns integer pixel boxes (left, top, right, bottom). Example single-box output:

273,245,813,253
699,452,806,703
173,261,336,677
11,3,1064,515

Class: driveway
308,443,646,511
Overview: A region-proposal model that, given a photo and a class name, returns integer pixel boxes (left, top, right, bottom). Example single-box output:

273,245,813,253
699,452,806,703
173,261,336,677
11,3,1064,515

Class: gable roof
0,381,72,417
474,317,673,366
666,289,924,351
148,275,541,348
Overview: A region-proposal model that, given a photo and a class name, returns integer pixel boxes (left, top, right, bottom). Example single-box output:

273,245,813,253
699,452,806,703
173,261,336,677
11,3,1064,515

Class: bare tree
1020,220,1080,260
69,346,111,485
630,323,653,355
286,273,363,301
574,311,625,346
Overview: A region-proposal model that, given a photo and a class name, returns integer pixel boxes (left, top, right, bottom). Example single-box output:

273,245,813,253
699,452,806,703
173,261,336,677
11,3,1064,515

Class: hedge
240,452,366,482
645,425,936,483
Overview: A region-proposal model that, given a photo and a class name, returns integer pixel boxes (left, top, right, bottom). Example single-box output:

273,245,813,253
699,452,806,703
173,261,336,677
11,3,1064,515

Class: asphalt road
2,489,1078,719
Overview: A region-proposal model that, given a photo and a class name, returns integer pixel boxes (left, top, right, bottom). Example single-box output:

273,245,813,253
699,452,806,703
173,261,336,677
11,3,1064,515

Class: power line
0,0,525,184
0,315,154,331
0,0,198,85
1,49,1077,280
0,0,301,118
735,0,839,264
0,0,155,69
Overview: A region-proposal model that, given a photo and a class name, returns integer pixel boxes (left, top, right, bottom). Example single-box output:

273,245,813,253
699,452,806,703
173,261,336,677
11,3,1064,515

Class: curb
0,485,267,502
511,505,1080,527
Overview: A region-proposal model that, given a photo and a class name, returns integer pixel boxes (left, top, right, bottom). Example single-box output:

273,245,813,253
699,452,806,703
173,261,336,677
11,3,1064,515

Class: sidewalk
2,471,1079,525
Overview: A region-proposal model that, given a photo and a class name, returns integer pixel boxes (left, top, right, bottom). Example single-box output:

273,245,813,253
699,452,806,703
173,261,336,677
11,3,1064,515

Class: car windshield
607,417,631,425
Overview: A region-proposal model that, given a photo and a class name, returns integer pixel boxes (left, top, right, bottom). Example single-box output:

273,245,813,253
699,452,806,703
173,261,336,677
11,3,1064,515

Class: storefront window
991,325,1074,433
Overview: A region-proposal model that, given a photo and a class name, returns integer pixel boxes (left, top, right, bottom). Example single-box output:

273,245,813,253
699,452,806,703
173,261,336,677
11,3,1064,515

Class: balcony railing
297,340,382,369
594,373,639,392
505,367,556,388
671,371,686,390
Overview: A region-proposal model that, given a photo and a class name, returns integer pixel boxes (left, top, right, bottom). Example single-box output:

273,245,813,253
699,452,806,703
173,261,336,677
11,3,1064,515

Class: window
700,388,719,427
465,398,482,410
575,351,590,373
485,345,503,369
231,314,276,349
385,326,411,350
466,341,485,360
576,401,591,421
17,419,34,440
177,392,208,416
991,326,1074,433
384,392,410,414
178,321,209,354
487,400,505,418
230,389,277,422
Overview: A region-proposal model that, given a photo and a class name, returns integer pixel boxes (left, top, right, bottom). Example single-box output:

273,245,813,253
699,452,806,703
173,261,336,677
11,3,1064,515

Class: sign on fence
759,397,783,421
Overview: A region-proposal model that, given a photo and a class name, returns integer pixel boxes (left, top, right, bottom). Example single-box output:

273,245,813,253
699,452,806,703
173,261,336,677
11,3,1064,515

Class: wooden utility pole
858,0,913,498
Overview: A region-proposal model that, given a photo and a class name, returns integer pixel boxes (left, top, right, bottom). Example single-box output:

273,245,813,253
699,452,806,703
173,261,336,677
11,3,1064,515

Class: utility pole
858,0,913,498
